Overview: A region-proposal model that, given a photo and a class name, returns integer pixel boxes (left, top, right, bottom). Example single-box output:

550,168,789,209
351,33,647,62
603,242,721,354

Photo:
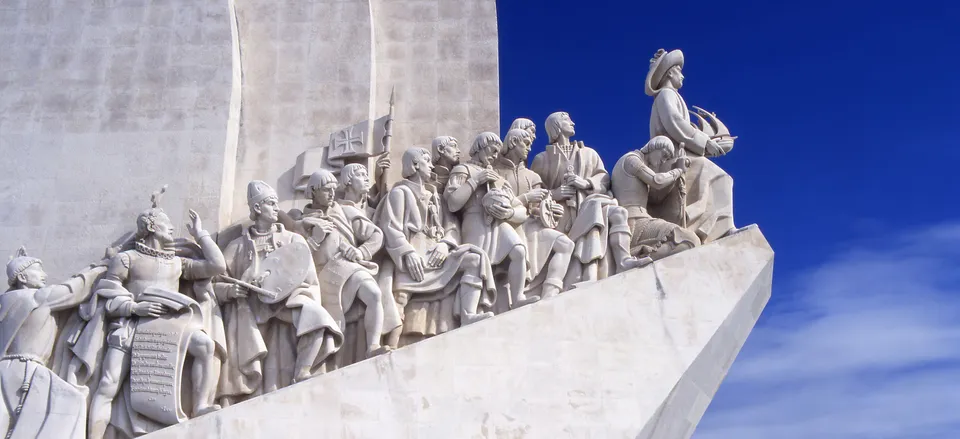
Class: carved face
349,167,370,193
150,213,176,244
439,141,460,164
477,141,501,167
256,197,280,222
17,263,46,289
668,66,684,89
559,113,576,137
416,151,434,180
509,135,533,163
311,184,337,208
645,148,674,170
524,125,536,142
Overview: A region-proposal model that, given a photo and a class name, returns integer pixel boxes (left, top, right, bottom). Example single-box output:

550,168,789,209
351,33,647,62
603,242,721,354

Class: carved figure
86,192,226,439
494,129,573,299
612,136,701,260
1,248,105,439
509,117,536,138
374,148,497,347
430,136,461,191
645,48,743,242
446,132,539,311
291,170,396,363
530,112,646,284
215,181,342,405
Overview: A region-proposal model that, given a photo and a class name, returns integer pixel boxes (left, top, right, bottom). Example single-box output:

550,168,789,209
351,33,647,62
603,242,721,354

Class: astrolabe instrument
537,196,562,229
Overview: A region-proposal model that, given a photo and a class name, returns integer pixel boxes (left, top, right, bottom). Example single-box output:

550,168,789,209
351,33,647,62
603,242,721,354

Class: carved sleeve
352,217,384,261
655,89,710,156
182,234,228,280
623,153,682,190
103,253,136,318
379,188,417,263
443,165,475,213
40,264,108,311
530,152,553,189
583,146,611,194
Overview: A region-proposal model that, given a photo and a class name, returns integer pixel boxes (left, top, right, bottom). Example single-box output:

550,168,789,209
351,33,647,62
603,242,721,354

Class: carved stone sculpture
1,248,105,439
445,133,539,312
508,117,536,138
530,112,646,284
85,191,226,439
646,48,742,243
612,136,701,260
373,148,497,347
214,181,343,406
494,129,574,300
430,136,461,191
291,170,397,364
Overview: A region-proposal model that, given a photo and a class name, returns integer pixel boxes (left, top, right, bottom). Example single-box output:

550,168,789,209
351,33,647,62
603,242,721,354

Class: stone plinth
142,226,773,439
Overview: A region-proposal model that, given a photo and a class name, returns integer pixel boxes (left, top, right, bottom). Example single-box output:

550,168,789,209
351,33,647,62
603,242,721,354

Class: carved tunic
445,162,527,264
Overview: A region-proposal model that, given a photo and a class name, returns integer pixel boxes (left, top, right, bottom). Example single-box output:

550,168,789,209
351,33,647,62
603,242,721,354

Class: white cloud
695,222,960,439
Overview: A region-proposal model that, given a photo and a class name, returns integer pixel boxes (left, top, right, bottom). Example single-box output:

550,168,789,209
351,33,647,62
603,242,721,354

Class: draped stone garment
650,87,736,243
445,162,527,265
374,180,496,341
215,225,343,399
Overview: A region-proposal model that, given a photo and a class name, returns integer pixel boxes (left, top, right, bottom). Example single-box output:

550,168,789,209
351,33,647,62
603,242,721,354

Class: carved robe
0,266,105,439
492,157,567,286
531,142,627,266
612,151,701,258
650,87,736,243
374,180,496,345
216,225,343,399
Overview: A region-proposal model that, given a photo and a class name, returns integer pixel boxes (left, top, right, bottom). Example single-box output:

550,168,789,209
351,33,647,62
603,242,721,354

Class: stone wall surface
141,227,774,439
0,0,236,280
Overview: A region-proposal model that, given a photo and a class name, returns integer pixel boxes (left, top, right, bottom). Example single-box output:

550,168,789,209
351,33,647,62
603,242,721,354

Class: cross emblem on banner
331,126,365,156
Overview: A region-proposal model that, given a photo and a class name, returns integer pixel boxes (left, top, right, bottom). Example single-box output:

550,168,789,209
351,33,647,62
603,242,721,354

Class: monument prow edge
142,225,773,439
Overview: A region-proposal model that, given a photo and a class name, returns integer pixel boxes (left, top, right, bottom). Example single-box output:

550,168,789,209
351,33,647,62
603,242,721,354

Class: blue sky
497,0,960,436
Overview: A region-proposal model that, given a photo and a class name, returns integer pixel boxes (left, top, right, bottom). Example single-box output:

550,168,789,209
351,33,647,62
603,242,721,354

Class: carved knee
509,244,526,261
608,206,631,235
361,279,382,303
189,333,215,358
555,235,575,254
461,252,481,272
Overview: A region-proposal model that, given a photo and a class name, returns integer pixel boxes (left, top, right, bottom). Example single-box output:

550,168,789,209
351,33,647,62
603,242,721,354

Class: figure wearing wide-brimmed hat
645,48,743,243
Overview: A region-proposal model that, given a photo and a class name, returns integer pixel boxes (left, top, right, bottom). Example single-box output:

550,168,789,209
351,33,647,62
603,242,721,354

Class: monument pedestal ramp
143,226,773,439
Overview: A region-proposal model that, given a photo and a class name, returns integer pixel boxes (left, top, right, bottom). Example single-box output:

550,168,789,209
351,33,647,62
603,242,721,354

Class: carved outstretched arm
183,230,228,280
624,154,683,190
37,263,109,311
444,166,476,213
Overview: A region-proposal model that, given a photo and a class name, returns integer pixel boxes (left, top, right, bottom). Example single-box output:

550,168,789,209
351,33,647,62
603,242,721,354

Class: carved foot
461,311,494,326
293,369,313,384
194,404,221,417
541,290,560,300
511,294,541,309
366,345,393,359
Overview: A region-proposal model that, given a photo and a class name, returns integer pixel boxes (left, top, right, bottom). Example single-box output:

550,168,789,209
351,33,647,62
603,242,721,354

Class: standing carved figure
215,181,342,405
530,112,646,284
646,48,743,242
494,129,573,299
374,148,497,347
292,170,394,363
1,248,105,439
430,136,461,192
85,193,226,439
612,136,701,260
446,132,539,311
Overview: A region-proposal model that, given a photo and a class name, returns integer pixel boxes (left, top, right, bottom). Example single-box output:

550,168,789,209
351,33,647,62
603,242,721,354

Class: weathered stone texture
0,0,235,280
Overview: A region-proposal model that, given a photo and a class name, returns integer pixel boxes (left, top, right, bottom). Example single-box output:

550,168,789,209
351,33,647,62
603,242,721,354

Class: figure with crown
0,247,107,439
82,188,227,439
214,181,343,406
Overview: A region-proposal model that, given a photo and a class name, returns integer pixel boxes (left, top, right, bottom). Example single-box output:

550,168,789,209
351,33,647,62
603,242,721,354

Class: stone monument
1,1,770,437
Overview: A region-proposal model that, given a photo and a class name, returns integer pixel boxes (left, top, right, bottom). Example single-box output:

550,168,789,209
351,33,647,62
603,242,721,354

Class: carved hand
564,174,590,190
403,253,426,282
488,204,513,220
186,209,204,238
375,154,391,176
226,284,248,301
549,203,566,217
477,169,499,184
134,302,167,318
673,157,689,172
705,139,726,157
525,188,549,204
342,246,363,262
553,185,576,200
426,243,450,268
